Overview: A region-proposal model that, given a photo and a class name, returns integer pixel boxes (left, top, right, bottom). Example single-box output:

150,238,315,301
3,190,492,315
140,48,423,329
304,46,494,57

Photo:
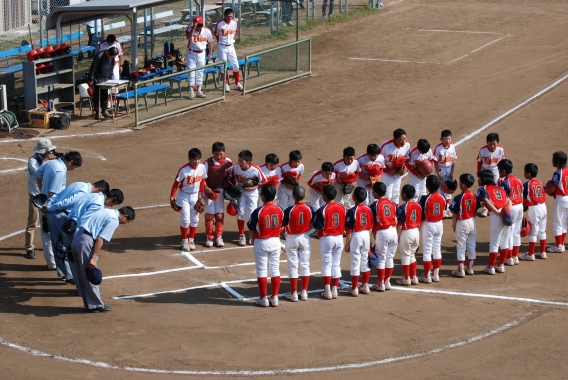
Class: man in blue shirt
71,207,135,312
36,151,82,197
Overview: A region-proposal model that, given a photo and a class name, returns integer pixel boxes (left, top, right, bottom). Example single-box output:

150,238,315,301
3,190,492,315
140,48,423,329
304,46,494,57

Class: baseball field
1,0,568,378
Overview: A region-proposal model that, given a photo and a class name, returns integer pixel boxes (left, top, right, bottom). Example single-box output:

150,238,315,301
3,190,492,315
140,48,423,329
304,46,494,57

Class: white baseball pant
178,190,200,228
437,168,453,201
112,63,120,81
527,203,547,242
186,50,206,87
204,188,225,214
374,226,398,269
552,195,568,236
334,183,354,209
407,172,426,201
278,185,295,209
508,203,524,248
382,172,402,205
285,232,311,278
254,237,281,278
349,231,371,276
488,211,510,252
455,218,477,261
399,228,419,265
421,221,443,262
237,189,259,221
309,189,324,210
357,178,375,205
217,44,239,74
320,235,344,278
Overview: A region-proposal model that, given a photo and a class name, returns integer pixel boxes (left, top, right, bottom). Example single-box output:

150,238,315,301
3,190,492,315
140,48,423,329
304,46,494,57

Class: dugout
46,0,210,70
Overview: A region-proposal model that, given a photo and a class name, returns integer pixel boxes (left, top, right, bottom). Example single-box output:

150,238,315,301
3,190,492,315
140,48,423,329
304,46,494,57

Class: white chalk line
221,282,246,299
471,34,510,53
0,157,28,174
0,129,132,144
347,57,434,64
134,203,169,210
56,146,107,161
415,28,502,35
0,311,533,376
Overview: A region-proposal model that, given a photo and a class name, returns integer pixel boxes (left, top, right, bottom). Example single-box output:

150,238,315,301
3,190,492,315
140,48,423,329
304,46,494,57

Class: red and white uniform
346,204,372,276
550,168,568,237
407,147,435,201
258,164,282,207
98,40,124,80
278,162,304,208
173,163,207,228
370,198,398,271
450,190,479,263
307,170,335,210
380,139,411,204
478,185,509,253
396,201,422,266
434,143,458,200
247,203,284,278
357,153,385,205
283,202,314,278
203,156,233,214
501,174,524,250
523,178,547,243
186,26,214,87
419,192,445,266
477,145,506,183
333,159,360,208
215,19,239,73
229,164,266,221
313,202,346,279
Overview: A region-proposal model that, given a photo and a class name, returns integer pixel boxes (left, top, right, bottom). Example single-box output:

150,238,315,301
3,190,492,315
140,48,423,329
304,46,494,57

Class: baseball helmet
501,203,513,226
26,49,39,61
61,219,77,235
32,194,48,208
520,216,531,238
86,267,103,285
441,180,458,194
45,63,55,72
415,160,433,177
35,47,46,59
224,186,242,202
44,46,56,58
52,44,62,55
172,199,182,212
227,202,238,216
193,15,204,25
35,63,48,74
367,248,378,268
59,43,71,54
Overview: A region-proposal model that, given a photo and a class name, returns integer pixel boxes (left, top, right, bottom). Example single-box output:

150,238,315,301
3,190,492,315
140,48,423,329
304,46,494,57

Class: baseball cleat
371,283,385,292
188,238,196,251
196,92,206,98
285,291,298,302
359,283,371,294
506,258,515,266
418,275,432,284
465,267,475,275
224,83,230,92
411,275,420,285
513,256,519,265
331,286,338,299
255,296,269,307
216,237,224,247
320,290,332,300
378,2,384,7
235,83,243,91
480,207,488,218
535,252,547,259
495,264,505,273
181,240,190,252
238,234,246,246
205,238,214,247
385,279,392,290
483,266,495,275
247,236,253,245
444,209,453,219
300,290,308,301
270,296,279,307
349,287,359,297
396,277,412,286
25,249,36,259
519,253,535,261
189,88,195,99
89,304,113,313
451,269,465,278
547,245,565,253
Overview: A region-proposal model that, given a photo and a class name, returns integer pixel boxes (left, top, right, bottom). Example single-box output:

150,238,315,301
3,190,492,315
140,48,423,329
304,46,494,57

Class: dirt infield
1,0,568,378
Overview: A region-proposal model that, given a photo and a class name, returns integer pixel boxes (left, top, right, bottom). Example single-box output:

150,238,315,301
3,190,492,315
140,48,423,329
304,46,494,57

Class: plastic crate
28,108,56,129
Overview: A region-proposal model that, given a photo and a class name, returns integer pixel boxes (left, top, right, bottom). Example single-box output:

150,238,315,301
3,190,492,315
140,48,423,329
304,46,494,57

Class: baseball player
247,184,284,307
278,150,304,209
477,133,506,217
519,163,547,260
185,16,213,99
25,138,57,265
170,148,207,251
434,130,458,218
229,150,267,246
395,184,422,286
356,144,385,205
307,162,335,210
98,34,124,81
71,206,135,312
407,139,435,201
418,176,446,283
203,142,233,247
258,153,282,207
380,129,411,205
498,159,524,265
449,174,480,277
545,151,568,253
313,185,346,300
477,169,511,275
345,187,373,296
334,147,360,209
369,181,398,292
282,186,314,301
215,8,243,92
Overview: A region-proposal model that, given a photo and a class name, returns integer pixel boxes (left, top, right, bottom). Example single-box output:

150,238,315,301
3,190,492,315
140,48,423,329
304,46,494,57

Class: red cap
193,16,203,25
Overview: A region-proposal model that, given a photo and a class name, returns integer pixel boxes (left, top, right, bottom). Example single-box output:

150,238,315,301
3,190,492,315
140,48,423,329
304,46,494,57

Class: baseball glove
224,185,242,201
397,164,408,176
283,176,298,187
243,178,259,189
194,197,205,214
343,183,355,195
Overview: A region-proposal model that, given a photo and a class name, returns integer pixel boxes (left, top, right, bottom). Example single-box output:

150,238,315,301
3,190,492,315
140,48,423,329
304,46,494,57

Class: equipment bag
50,112,71,130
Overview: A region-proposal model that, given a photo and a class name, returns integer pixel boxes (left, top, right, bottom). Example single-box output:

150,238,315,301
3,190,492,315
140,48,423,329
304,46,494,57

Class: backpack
50,112,71,130
122,60,132,79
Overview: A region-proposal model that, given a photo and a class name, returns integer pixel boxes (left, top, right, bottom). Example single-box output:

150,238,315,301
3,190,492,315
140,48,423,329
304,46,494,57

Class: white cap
33,138,56,154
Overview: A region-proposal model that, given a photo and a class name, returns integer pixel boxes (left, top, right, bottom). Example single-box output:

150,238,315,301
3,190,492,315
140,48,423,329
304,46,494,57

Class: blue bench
115,84,170,111
225,57,262,80
0,45,32,74
41,31,84,47
167,67,219,97
134,67,175,81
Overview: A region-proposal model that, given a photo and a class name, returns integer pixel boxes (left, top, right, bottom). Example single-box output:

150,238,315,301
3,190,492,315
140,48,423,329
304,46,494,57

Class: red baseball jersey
477,185,507,210
282,202,314,235
419,192,446,222
551,168,568,197
500,174,523,205
396,201,422,230
523,178,546,207
247,203,284,239
345,204,373,233
370,198,397,231
449,190,479,220
313,202,346,237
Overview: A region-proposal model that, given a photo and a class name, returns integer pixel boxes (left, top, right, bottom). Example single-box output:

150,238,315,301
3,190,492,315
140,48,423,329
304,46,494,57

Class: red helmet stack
35,64,47,75
44,46,56,58
52,45,62,56
27,49,39,61
36,47,46,59
59,43,71,54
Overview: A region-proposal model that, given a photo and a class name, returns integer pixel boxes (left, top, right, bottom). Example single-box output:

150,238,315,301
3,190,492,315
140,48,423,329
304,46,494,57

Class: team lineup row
168,129,568,306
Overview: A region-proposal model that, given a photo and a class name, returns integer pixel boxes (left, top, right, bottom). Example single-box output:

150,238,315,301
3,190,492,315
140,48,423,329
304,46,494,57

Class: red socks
488,252,498,267
180,226,189,240
539,239,547,253
376,268,385,285
322,276,331,286
331,278,340,288
433,258,442,270
498,250,508,266
237,220,245,234
271,276,281,297
301,276,310,291
401,265,410,280
423,261,432,278
410,261,417,278
257,277,267,298
555,235,562,246
351,276,359,290
361,271,370,286
512,246,520,258
528,242,536,255
233,70,240,84
458,260,465,271
385,267,394,282
562,233,567,245
189,226,197,239
289,277,298,293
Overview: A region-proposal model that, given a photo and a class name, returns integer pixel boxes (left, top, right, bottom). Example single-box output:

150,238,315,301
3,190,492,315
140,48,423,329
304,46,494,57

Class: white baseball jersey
357,153,385,175
215,19,238,45
333,159,360,181
408,147,434,168
280,162,304,179
175,163,207,194
434,143,457,172
477,145,506,173
231,164,266,187
307,170,336,192
186,26,214,50
260,165,282,185
380,140,411,170
98,40,123,64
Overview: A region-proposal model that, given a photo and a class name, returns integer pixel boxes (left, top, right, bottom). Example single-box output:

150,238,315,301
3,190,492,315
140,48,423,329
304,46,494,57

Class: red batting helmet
44,46,56,58
27,49,39,61
59,43,71,54
193,16,204,25
520,216,531,238
36,47,46,58
441,180,458,195
227,202,238,216
415,159,433,177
